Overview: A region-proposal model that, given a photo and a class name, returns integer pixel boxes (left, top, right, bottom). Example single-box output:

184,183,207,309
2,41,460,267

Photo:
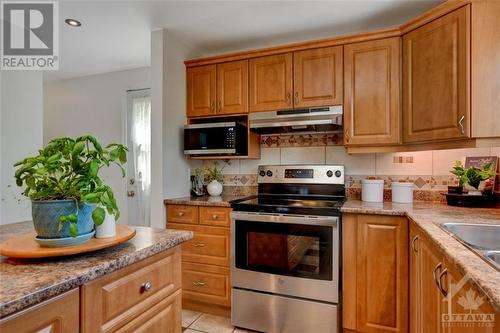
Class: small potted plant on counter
14,135,127,246
204,161,230,197
450,160,496,196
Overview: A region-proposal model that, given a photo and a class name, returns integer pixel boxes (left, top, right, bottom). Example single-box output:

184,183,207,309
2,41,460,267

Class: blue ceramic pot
31,200,95,238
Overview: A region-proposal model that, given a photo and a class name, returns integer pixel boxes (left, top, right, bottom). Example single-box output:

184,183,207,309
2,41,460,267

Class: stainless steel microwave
184,122,248,156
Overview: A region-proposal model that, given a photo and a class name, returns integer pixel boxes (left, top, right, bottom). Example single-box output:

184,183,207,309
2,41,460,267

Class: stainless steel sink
441,223,500,251
485,251,500,267
441,223,500,270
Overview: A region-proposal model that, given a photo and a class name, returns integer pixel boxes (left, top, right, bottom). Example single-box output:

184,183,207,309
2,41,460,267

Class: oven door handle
230,211,338,226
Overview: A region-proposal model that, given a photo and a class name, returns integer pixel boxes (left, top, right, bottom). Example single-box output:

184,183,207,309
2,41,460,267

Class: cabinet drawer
113,289,181,333
81,247,181,333
199,207,231,227
167,205,198,225
0,289,79,333
168,223,229,266
182,262,230,306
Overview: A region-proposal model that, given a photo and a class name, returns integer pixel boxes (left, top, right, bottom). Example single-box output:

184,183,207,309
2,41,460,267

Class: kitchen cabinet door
402,5,470,143
410,221,446,333
187,65,216,117
342,213,408,333
293,46,342,108
216,60,248,115
249,53,293,112
344,37,401,146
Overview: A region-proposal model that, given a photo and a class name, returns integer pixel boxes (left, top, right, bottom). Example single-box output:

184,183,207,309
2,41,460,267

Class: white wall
43,67,150,225
150,29,200,228
0,71,44,224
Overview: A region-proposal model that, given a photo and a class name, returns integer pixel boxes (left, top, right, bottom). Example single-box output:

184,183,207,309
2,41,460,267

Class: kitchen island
0,221,192,332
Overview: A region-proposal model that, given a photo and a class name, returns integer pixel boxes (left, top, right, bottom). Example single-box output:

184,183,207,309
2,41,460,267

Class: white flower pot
95,211,116,238
207,180,223,196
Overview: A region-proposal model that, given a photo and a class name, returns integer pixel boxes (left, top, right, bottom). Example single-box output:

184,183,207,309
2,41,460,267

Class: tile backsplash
188,132,499,200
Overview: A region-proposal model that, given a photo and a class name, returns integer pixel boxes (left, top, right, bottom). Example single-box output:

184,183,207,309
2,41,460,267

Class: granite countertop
0,222,193,319
164,194,252,207
342,200,500,309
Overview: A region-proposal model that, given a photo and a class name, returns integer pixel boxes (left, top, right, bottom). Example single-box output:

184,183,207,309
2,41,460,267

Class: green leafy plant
204,161,230,183
450,160,496,189
14,135,128,236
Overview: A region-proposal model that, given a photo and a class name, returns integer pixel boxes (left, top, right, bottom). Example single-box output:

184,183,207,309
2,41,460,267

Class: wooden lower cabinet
81,247,181,333
0,289,79,333
410,220,499,333
166,204,232,316
343,213,408,333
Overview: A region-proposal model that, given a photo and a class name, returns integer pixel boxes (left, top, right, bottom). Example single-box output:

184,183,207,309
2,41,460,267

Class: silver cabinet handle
192,281,206,286
438,268,448,297
141,281,152,292
459,115,465,134
411,236,419,253
433,262,442,290
193,243,206,247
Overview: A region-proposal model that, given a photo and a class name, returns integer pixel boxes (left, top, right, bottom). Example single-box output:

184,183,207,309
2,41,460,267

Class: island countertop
342,200,500,309
0,221,193,319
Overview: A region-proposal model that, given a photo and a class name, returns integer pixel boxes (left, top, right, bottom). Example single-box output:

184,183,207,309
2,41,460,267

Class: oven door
231,211,339,303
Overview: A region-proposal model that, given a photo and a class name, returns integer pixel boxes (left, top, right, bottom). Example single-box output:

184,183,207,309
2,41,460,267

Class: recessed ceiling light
65,19,81,27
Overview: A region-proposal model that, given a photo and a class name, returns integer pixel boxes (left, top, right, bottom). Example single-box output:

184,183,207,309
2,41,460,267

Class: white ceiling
46,0,442,81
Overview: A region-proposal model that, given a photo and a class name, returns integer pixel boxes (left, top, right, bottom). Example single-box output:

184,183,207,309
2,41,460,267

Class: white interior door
126,89,151,227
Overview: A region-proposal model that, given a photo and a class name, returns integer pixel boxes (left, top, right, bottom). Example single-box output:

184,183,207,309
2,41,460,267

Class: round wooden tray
0,225,136,258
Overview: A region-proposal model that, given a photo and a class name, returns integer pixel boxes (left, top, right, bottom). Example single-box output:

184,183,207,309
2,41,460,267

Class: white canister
95,211,116,238
391,182,414,204
207,180,223,196
361,179,384,203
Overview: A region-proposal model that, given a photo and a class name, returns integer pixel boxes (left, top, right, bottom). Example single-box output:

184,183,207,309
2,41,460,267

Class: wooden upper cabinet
216,60,248,115
344,37,401,146
403,5,470,143
249,53,293,112
187,65,216,117
293,46,343,108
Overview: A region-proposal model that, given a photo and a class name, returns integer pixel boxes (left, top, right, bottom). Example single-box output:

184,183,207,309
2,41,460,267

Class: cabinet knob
345,129,350,143
178,211,185,217
218,100,222,112
294,92,299,104
192,281,206,286
212,214,218,220
141,281,152,293
285,92,291,106
211,101,215,112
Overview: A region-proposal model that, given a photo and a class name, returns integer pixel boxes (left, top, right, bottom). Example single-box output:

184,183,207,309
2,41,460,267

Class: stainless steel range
230,165,345,333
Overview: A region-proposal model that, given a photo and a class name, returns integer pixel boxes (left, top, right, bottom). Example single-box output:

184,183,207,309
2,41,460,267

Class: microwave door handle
230,212,338,226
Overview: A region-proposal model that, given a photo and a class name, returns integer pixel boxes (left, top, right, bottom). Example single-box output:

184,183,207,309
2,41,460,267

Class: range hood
249,106,342,134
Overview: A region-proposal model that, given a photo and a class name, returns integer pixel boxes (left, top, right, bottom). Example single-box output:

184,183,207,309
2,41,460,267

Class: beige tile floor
182,309,257,333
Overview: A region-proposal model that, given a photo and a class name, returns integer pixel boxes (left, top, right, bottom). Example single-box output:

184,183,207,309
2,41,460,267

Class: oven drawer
167,205,198,224
199,207,231,227
232,288,338,333
182,262,230,306
168,223,230,266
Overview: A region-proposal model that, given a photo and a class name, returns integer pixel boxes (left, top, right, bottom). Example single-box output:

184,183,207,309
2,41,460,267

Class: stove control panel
258,165,344,185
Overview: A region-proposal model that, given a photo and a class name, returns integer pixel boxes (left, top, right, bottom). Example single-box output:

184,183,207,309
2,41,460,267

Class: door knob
127,190,135,197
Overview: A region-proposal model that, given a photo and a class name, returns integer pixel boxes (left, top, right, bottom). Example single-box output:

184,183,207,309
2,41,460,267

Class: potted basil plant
14,135,127,245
